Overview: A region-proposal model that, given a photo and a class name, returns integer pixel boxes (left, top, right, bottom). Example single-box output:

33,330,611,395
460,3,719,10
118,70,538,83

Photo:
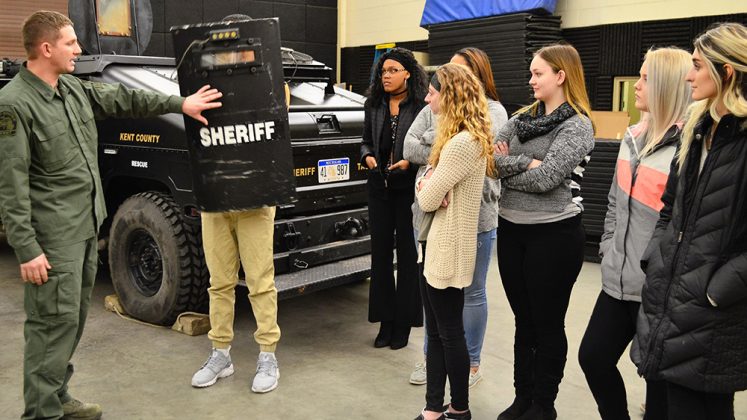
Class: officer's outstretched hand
20,253,52,286
183,85,223,125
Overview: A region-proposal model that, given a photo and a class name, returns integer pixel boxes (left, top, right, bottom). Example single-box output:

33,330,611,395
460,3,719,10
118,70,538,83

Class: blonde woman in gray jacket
578,47,692,420
404,47,507,388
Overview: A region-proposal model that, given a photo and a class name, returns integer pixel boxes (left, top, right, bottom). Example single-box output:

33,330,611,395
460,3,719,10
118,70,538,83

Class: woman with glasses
361,47,428,349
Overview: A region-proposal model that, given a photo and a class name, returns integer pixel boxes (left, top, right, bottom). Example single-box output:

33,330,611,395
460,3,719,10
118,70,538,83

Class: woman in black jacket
633,22,747,420
360,48,428,349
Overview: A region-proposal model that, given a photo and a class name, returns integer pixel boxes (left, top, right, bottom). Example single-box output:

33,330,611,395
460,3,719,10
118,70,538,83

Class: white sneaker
251,352,279,393
409,362,427,385
468,368,482,388
192,349,234,388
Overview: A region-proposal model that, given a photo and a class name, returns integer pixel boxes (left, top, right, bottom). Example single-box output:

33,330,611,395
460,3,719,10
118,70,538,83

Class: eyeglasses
380,67,406,76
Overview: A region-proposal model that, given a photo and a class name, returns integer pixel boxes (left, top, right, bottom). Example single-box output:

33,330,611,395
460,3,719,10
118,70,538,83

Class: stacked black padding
426,13,562,112
581,140,621,262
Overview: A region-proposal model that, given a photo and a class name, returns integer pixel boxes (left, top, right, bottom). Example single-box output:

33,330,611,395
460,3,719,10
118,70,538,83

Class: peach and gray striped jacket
599,122,681,302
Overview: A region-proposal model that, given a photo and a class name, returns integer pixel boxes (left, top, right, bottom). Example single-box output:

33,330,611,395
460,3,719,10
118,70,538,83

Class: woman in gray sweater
404,47,507,388
493,44,594,420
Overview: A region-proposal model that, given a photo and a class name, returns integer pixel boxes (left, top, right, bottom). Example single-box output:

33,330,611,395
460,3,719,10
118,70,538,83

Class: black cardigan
360,95,425,189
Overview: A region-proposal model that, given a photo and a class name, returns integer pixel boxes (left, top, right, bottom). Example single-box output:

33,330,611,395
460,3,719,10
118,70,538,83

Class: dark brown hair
453,47,500,102
22,10,73,58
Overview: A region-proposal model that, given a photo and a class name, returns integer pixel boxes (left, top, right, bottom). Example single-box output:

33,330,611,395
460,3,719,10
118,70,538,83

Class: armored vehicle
0,1,371,325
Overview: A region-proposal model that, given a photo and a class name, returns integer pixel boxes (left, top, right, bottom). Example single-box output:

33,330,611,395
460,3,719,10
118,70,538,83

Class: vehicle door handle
316,114,341,135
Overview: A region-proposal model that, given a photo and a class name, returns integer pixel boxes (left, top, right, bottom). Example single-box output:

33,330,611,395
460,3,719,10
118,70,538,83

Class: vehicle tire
108,191,208,325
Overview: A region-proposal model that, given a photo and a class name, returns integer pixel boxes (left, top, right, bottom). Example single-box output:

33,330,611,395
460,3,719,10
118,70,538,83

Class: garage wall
0,0,337,74
0,1,69,59
338,0,428,48
336,0,746,91
556,0,747,29
336,0,428,85
337,0,747,49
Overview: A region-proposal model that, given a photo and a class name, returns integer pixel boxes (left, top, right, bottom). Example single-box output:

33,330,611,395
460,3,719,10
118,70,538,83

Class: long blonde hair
517,44,594,132
429,63,495,177
637,47,693,157
678,22,747,171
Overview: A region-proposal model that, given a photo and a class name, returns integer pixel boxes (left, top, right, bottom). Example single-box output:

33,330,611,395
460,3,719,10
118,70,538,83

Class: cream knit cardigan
416,131,486,289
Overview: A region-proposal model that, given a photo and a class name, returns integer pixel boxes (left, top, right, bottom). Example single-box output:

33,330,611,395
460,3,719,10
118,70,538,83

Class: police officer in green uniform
0,11,222,420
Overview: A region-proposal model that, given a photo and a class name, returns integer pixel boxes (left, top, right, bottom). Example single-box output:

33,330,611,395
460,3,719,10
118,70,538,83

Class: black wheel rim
126,228,163,297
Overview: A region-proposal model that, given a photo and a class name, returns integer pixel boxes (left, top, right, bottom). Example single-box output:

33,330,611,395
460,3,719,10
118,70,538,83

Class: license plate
318,158,350,183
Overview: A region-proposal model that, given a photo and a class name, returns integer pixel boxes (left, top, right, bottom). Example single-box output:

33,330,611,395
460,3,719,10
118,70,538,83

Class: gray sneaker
251,352,279,393
468,368,482,388
409,362,427,385
192,349,234,388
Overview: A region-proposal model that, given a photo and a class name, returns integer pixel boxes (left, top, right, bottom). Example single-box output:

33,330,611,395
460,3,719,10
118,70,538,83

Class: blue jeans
422,228,495,366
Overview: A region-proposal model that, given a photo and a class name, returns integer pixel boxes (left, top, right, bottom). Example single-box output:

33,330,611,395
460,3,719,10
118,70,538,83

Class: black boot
374,321,393,348
497,397,532,420
515,403,557,420
390,325,411,350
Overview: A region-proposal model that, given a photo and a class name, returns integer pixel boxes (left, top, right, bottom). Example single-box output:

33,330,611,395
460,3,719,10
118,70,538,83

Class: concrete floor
0,236,745,420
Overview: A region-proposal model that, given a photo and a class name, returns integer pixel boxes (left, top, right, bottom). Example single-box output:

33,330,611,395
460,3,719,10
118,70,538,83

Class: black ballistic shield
171,18,296,211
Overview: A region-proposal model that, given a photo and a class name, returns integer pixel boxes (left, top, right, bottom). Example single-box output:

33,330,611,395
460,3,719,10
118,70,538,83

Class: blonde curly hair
428,63,496,177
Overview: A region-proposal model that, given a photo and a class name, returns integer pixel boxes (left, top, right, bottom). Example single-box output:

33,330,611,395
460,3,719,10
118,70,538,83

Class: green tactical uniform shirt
0,65,185,263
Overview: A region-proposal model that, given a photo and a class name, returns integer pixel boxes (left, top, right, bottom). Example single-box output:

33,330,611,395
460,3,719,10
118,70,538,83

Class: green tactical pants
22,237,98,420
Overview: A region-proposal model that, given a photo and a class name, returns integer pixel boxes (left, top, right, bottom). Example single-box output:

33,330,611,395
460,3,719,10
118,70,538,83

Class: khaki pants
201,208,280,352
23,237,97,420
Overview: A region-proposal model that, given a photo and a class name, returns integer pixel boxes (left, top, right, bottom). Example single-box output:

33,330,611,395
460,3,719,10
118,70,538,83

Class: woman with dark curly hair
361,47,428,349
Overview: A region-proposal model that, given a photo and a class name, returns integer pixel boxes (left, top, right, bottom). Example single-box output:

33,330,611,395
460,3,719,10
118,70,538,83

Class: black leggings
496,215,585,409
420,243,469,412
644,380,735,420
578,290,641,420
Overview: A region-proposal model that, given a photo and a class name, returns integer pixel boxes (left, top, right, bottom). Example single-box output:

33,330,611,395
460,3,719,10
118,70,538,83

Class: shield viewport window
201,50,257,68
96,0,132,37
